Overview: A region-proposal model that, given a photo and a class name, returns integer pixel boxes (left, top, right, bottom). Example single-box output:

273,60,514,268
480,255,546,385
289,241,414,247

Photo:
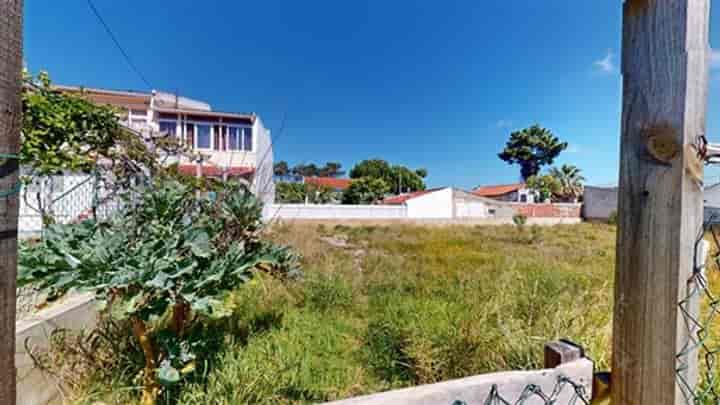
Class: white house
472,183,537,204
381,188,513,219
54,85,275,205
19,86,275,236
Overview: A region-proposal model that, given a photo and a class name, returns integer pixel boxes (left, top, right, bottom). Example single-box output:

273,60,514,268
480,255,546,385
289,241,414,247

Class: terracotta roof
472,183,525,197
380,188,444,205
177,165,254,178
305,177,352,190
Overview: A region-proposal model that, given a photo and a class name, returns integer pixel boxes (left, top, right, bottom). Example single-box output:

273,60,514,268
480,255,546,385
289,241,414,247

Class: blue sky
22,1,720,188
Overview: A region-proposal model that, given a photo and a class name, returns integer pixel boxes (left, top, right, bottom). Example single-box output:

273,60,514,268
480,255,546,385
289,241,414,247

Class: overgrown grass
69,223,617,404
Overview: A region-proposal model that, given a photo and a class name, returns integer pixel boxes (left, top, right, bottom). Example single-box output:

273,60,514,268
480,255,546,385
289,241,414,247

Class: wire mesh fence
676,209,720,404
451,376,590,405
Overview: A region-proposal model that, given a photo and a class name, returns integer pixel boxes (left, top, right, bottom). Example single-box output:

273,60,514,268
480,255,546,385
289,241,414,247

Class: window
131,109,147,118
228,127,242,151
185,123,195,147
196,124,211,149
159,121,177,136
214,125,226,151
520,194,528,203
243,127,253,151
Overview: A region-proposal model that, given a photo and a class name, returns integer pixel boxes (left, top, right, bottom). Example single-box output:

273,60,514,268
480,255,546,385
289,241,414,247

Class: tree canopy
548,164,585,202
349,159,427,195
342,177,389,204
498,125,568,180
275,161,346,178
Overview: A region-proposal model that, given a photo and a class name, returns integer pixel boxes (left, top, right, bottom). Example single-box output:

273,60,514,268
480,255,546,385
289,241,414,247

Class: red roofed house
304,177,353,191
472,183,537,204
381,187,511,219
55,85,275,205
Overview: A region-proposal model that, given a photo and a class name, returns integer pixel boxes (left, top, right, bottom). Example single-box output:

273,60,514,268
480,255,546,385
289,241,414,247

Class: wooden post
544,340,583,369
0,1,23,404
613,1,709,404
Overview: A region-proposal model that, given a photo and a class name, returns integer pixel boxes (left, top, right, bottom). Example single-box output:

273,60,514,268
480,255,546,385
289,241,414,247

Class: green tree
291,163,320,177
349,159,426,194
275,182,307,203
498,125,568,180
391,165,426,194
22,71,122,175
276,182,339,204
318,161,345,178
548,164,585,202
342,177,390,204
526,174,561,203
273,161,290,176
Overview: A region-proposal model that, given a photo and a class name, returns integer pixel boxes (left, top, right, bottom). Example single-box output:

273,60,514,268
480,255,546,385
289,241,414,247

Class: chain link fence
453,376,590,405
676,209,720,404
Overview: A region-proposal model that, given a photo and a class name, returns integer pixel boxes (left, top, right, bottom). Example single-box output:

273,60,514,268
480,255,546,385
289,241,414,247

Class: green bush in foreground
18,180,300,405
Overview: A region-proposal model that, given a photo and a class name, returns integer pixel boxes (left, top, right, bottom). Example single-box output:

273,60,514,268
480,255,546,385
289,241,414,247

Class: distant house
54,85,275,205
472,183,536,203
381,187,513,219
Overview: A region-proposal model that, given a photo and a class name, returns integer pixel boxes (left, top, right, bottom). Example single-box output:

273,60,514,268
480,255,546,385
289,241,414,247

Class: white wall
265,204,407,220
455,200,489,218
252,117,275,207
406,188,454,219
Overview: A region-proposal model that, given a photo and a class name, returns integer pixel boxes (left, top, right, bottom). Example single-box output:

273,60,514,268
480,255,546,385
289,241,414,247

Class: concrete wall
583,186,618,220
252,117,275,207
512,203,582,218
265,204,407,220
16,294,97,405
326,358,593,404
406,188,454,219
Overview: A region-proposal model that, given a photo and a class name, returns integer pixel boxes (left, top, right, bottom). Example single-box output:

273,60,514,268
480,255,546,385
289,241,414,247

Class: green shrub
512,214,528,227
608,210,618,225
18,180,300,404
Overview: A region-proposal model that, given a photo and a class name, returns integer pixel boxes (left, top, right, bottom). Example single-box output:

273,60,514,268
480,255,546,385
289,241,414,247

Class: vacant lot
72,223,617,404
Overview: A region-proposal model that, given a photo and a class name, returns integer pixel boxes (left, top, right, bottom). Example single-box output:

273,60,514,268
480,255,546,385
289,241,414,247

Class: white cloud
593,50,616,73
496,120,513,129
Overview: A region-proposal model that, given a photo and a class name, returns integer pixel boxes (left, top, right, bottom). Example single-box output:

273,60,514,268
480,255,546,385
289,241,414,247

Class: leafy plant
18,179,300,404
548,164,585,202
276,182,340,204
349,159,426,194
526,174,561,203
512,214,527,227
342,177,390,204
498,125,568,180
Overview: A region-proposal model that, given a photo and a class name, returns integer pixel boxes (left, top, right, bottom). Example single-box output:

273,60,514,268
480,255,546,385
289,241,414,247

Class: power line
86,0,152,89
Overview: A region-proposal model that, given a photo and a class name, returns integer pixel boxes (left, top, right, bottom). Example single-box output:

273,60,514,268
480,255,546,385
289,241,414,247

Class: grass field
70,222,618,404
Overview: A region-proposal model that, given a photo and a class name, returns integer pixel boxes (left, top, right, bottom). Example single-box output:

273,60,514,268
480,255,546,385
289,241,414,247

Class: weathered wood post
613,0,709,404
0,1,23,404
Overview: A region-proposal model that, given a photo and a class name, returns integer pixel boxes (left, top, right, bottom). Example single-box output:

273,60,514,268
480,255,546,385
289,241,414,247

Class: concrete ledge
325,358,593,405
270,217,582,227
16,293,97,405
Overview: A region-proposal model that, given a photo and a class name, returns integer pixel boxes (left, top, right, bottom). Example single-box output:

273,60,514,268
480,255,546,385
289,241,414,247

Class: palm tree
0,1,23,403
549,164,585,202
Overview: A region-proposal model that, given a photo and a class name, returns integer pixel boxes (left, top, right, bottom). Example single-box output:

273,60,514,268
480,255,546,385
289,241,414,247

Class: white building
381,188,513,219
54,85,275,205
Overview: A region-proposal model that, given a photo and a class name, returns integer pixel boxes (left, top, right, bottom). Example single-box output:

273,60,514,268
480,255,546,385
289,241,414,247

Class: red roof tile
305,177,352,190
177,165,254,178
472,183,525,197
